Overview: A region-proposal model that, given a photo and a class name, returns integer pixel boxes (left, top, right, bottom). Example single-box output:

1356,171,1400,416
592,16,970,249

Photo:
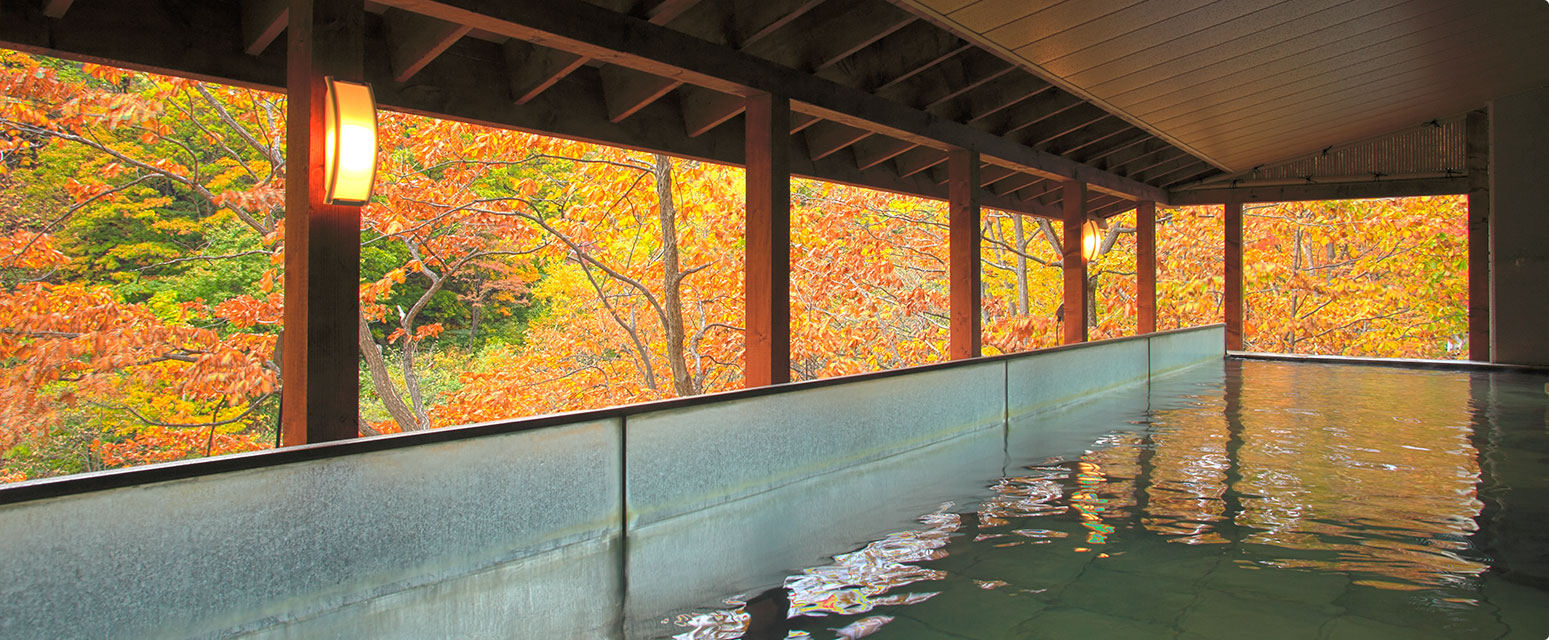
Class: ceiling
5,0,1543,210
896,0,1549,175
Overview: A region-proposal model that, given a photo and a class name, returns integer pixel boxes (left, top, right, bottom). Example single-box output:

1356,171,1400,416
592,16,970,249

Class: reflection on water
666,361,1549,639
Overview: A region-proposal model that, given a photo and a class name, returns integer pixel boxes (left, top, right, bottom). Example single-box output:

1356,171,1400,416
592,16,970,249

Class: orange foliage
0,51,1469,484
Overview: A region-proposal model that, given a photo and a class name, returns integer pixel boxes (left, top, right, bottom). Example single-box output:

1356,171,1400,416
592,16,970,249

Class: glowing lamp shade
323,78,378,206
1080,219,1102,262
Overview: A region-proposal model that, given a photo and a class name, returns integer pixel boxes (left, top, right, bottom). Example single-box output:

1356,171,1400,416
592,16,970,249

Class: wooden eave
0,0,1250,217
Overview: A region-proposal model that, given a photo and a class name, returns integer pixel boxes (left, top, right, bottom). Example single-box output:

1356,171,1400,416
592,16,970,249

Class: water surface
665,360,1549,639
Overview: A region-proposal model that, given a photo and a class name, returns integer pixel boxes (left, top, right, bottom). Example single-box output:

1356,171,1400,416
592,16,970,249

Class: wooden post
1224,199,1244,351
1466,109,1490,362
744,92,790,386
1061,180,1088,344
1137,200,1157,334
280,0,365,446
949,149,981,359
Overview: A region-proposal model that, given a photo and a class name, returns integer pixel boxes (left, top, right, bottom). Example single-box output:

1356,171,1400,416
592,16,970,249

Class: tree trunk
358,313,421,432
1012,215,1030,315
467,275,484,349
400,331,431,429
654,155,695,396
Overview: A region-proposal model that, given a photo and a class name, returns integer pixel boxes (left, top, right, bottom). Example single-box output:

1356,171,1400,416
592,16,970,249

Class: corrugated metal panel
902,0,1549,173
1183,117,1466,189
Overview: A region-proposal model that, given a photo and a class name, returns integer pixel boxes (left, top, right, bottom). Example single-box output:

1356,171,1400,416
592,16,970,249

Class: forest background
0,53,1468,482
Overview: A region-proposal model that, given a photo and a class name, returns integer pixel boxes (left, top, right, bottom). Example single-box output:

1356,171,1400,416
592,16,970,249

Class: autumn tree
1241,197,1466,358
0,51,1469,484
429,145,748,425
0,52,284,478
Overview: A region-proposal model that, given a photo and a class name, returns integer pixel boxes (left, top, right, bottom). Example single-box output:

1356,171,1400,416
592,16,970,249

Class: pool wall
0,325,1223,639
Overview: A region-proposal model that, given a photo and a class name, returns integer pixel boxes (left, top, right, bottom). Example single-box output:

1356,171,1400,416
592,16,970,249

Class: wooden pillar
1061,180,1088,344
1137,200,1157,334
948,149,981,359
744,92,790,386
1224,199,1244,351
280,0,365,446
1466,109,1490,362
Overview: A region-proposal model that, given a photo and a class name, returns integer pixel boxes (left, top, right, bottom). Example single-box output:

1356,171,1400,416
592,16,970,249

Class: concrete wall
0,326,1223,639
0,419,624,640
1491,84,1549,366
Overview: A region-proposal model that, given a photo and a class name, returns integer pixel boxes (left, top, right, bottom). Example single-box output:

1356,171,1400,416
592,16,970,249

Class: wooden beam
1127,154,1196,184
730,0,825,49
666,1,833,138
501,0,699,107
949,148,981,360
1092,199,1137,218
991,172,1041,198
744,93,791,387
1084,193,1120,216
818,20,967,93
1147,160,1212,187
1025,110,1111,149
1002,90,1086,137
679,85,744,137
939,73,1050,125
1018,181,1059,207
241,0,289,56
877,48,1010,109
1099,140,1174,173
370,0,1171,202
42,0,75,19
1224,199,1244,351
0,0,1059,219
804,121,870,161
1169,177,1470,205
852,136,915,171
600,65,681,123
1049,121,1134,157
646,0,703,24
925,163,948,186
1162,167,1221,190
1062,180,1088,345
1137,201,1156,335
384,8,472,83
282,0,364,446
742,1,914,71
894,146,946,178
1077,131,1152,166
967,86,1057,137
979,165,1016,189
502,40,586,105
1466,108,1490,362
789,112,818,134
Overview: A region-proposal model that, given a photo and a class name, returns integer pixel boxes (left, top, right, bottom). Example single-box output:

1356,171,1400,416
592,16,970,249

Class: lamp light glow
1081,219,1102,262
323,77,378,206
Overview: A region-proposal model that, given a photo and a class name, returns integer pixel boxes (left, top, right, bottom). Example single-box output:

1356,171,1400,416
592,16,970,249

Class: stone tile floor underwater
662,361,1549,639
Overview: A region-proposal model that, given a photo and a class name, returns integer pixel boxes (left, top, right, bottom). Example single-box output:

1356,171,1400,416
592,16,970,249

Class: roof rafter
368,0,1168,201
741,1,915,72
0,0,1072,217
852,136,916,171
820,20,969,93
241,0,288,56
384,8,472,83
42,0,75,19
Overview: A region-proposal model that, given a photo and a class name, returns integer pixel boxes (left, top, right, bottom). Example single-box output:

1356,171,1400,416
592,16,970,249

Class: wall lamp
323,77,378,206
1081,219,1103,262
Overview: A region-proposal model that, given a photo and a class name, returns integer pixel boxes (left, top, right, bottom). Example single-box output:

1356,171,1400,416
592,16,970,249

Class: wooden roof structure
4,1,1546,214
